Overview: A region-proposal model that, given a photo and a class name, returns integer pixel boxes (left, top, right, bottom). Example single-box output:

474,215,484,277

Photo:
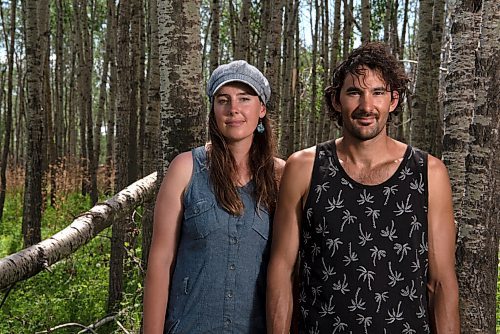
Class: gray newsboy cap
207,60,271,104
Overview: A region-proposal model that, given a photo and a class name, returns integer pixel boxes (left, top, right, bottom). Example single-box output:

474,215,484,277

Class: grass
0,191,144,333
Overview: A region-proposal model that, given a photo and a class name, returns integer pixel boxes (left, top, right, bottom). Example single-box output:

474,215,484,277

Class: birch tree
22,0,43,246
158,0,204,171
442,0,500,331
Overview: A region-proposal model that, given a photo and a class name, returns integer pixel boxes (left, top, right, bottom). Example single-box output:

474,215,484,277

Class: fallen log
0,172,158,290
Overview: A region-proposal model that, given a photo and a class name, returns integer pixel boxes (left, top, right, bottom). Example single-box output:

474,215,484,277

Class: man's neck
335,135,407,185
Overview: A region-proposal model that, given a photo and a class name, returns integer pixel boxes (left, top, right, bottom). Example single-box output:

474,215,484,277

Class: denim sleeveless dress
164,146,270,334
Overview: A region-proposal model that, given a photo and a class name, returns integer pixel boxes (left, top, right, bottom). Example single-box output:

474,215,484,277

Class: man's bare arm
267,149,315,334
427,155,460,333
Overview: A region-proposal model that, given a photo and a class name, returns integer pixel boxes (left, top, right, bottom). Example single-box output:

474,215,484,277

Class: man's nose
359,94,374,112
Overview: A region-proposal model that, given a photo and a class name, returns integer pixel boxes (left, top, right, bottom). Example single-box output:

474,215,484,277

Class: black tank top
298,140,431,333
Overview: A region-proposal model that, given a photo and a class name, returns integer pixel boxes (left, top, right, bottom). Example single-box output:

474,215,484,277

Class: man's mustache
352,110,378,119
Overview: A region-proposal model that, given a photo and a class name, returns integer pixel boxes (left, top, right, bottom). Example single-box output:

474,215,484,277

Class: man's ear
389,91,399,112
329,91,340,111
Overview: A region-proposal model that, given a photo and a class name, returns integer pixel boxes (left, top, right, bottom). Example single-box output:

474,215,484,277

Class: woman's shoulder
162,151,194,183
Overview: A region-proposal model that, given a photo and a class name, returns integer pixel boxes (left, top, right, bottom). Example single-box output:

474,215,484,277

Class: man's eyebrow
344,86,388,92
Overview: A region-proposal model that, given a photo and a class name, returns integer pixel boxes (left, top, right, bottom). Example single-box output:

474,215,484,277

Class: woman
143,60,285,333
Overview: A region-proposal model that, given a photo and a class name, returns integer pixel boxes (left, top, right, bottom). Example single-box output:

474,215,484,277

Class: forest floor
0,167,143,333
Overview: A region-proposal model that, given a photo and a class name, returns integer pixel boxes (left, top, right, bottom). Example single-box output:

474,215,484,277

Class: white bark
0,172,157,290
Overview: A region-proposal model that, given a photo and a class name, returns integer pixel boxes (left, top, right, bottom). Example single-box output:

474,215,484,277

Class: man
267,42,460,333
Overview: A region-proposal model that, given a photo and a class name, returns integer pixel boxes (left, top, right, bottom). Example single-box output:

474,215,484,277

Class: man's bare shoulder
280,147,316,200
427,154,450,179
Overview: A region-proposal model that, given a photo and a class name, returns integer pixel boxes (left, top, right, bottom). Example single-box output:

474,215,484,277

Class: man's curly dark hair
324,42,409,126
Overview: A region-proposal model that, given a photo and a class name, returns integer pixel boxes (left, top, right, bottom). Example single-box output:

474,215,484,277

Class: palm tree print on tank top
298,140,430,334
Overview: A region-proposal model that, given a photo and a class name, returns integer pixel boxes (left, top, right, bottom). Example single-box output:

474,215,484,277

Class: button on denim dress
164,146,270,334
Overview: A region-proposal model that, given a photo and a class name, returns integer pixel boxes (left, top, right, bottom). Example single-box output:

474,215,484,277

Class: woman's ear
259,104,267,118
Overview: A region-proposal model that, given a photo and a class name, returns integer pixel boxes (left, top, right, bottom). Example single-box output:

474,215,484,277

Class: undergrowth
0,192,144,333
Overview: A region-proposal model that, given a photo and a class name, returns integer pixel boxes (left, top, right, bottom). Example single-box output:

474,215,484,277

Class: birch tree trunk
94,1,113,189
443,0,500,333
55,0,65,160
128,0,142,184
108,0,131,312
328,0,342,140
38,0,55,208
158,0,204,171
318,0,330,144
443,0,499,332
342,0,354,58
105,0,117,195
306,0,319,147
266,1,284,139
23,0,43,247
257,1,269,70
234,0,251,60
279,0,298,158
142,0,161,269
209,0,220,72
361,0,371,43
0,0,16,221
83,0,98,205
411,0,445,156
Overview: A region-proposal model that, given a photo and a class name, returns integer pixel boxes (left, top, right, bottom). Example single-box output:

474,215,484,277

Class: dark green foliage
0,193,144,333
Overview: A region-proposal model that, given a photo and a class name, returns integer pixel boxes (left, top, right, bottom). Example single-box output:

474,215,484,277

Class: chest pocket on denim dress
252,207,270,240
183,199,219,239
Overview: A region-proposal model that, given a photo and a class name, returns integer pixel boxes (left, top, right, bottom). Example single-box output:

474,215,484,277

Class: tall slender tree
54,0,65,160
279,0,299,157
266,1,284,134
361,0,371,42
234,0,251,60
22,0,43,246
0,0,17,221
128,0,142,184
105,0,117,195
209,0,221,72
158,0,204,171
411,0,446,155
108,0,132,312
142,0,161,270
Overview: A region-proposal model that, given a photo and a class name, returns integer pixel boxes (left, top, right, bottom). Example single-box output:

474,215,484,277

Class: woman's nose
229,101,240,114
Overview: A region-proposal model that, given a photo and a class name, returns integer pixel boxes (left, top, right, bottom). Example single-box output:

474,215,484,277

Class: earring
257,118,265,133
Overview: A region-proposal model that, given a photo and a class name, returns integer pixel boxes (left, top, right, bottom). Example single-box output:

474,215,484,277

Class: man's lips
352,112,377,124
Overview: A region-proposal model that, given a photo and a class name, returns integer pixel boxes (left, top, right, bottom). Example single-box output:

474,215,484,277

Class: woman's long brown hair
207,104,279,216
